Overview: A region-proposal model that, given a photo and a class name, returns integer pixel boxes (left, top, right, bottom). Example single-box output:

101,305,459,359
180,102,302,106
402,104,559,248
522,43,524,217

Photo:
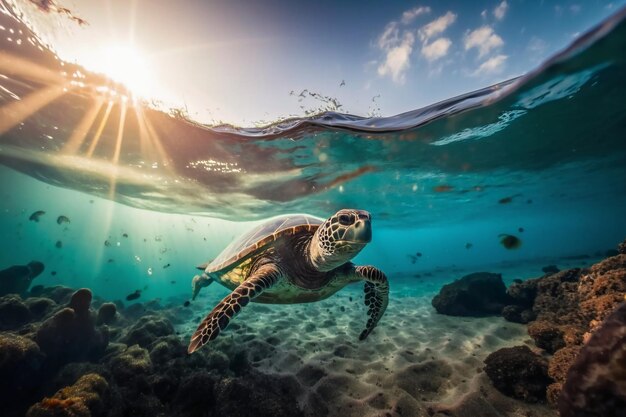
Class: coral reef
432,272,511,316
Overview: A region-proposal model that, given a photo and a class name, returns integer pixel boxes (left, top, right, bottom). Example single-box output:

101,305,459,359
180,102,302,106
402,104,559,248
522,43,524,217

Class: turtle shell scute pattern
204,214,323,273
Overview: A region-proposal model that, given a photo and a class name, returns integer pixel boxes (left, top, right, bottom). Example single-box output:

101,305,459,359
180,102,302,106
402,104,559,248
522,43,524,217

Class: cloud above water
464,25,504,57
473,54,508,76
421,37,452,62
418,11,457,42
493,1,509,20
401,6,431,25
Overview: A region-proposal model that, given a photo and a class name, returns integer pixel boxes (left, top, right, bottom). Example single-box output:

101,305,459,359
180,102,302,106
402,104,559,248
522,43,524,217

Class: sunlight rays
86,100,114,158
0,83,70,136
61,96,105,155
108,101,127,200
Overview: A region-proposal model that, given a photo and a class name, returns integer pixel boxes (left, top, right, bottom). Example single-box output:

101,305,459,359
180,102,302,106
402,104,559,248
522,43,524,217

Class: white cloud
481,9,488,19
421,38,452,62
464,26,504,57
377,32,415,84
473,54,507,76
401,6,431,25
377,22,399,50
493,1,508,20
418,11,457,41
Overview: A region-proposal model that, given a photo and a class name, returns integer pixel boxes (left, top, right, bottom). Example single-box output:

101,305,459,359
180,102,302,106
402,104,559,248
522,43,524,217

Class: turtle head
309,209,372,272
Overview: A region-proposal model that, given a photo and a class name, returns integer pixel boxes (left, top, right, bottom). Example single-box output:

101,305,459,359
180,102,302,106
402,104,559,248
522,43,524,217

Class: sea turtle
188,209,389,353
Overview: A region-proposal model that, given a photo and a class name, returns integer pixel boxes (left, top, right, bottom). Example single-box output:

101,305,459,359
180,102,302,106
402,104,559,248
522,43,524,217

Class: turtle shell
200,214,324,273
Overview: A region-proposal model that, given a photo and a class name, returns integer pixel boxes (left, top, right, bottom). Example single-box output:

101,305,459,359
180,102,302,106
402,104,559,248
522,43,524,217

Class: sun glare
89,45,155,99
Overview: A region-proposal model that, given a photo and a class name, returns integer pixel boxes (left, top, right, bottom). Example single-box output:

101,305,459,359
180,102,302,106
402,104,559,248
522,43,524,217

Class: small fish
433,185,453,193
104,240,111,247
499,234,522,250
126,290,141,301
122,233,128,238
29,211,45,222
518,227,525,233
107,258,114,263
163,263,171,269
465,242,473,249
89,200,94,203
527,199,533,204
143,285,149,290
51,271,57,276
183,301,190,307
170,280,176,284
340,80,345,87
407,255,418,264
56,215,70,224
416,252,422,257
55,240,62,248
498,193,522,204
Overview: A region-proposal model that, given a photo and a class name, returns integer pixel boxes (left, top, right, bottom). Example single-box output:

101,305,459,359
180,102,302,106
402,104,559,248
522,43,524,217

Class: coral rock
69,289,92,315
35,307,108,366
96,303,117,325
122,315,174,348
25,297,57,319
432,272,511,316
0,333,44,391
108,344,152,384
26,373,109,417
484,345,552,403
0,294,32,330
527,321,565,354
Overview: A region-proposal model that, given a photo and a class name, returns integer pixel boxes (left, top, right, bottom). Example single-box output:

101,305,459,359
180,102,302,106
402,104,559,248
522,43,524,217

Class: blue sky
23,0,626,125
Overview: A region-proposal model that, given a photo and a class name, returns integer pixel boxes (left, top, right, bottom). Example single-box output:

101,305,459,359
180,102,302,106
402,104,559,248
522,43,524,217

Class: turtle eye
338,213,354,226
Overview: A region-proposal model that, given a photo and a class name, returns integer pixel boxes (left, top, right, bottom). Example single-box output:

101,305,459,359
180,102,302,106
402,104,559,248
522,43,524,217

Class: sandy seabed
182,277,557,417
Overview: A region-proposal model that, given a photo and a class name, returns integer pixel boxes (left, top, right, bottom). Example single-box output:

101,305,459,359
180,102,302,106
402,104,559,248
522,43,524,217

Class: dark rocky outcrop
559,302,626,417
484,345,552,403
432,272,511,316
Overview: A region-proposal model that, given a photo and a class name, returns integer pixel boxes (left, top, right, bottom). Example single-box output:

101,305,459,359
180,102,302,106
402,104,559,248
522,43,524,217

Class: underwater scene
1,0,626,416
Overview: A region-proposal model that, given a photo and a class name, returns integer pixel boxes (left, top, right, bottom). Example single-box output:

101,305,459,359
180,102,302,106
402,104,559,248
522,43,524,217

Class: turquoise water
1,3,626,416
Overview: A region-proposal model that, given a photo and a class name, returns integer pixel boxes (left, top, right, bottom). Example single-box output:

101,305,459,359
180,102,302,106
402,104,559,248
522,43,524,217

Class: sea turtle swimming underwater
188,209,389,353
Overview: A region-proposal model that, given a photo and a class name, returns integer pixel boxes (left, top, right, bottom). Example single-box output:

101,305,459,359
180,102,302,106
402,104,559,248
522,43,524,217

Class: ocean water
1,2,626,417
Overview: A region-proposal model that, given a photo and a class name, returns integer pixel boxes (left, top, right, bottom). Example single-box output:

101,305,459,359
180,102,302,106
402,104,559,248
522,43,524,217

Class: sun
89,44,155,99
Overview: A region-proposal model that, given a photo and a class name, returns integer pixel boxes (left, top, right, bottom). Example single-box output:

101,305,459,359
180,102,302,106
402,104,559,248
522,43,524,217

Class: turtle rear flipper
188,264,282,353
191,273,213,300
355,265,389,340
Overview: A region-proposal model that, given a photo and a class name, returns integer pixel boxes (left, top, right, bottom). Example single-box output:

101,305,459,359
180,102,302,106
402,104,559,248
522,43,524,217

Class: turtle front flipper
354,265,389,340
188,264,282,353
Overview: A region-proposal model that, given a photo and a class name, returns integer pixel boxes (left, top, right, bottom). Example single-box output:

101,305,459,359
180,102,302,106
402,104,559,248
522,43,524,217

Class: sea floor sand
181,276,558,417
